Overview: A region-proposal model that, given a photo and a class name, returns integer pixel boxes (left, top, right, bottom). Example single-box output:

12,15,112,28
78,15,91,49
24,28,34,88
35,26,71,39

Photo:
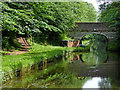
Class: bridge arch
77,32,109,47
68,22,117,43
78,32,109,41
78,32,109,50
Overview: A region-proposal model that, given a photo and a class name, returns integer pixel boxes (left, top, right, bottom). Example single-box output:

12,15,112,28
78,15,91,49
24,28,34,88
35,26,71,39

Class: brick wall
74,22,116,31
67,40,80,47
67,41,74,47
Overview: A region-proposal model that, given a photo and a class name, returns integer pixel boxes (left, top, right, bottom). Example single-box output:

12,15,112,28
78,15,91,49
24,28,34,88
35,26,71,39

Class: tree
1,2,97,49
98,1,120,51
98,1,120,36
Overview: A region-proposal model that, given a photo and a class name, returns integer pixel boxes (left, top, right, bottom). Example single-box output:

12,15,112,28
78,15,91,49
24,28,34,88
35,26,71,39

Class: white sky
83,0,100,11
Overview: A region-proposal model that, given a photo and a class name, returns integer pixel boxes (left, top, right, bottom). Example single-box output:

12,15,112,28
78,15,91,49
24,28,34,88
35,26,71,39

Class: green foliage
2,2,97,48
80,34,108,57
60,34,74,41
74,46,90,52
98,1,120,50
82,52,107,65
71,2,97,22
108,40,120,51
82,34,107,47
98,1,120,34
0,51,10,56
2,36,22,50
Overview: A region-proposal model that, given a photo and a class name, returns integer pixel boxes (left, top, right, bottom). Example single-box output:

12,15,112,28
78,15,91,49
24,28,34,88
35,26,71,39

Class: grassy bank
2,53,86,88
2,43,74,82
73,46,90,52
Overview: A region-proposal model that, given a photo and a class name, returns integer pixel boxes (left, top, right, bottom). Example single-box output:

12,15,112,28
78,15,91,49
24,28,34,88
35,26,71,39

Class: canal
2,51,120,88
2,34,120,88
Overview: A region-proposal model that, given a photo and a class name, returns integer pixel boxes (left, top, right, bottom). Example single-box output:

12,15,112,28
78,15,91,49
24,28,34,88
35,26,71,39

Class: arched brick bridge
68,22,117,42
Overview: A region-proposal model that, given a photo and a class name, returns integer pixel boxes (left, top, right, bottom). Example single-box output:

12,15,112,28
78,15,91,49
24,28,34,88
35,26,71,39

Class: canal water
2,51,120,88
68,52,120,88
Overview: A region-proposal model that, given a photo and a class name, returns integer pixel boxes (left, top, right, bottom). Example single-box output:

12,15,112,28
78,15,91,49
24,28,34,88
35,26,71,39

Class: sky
83,0,100,11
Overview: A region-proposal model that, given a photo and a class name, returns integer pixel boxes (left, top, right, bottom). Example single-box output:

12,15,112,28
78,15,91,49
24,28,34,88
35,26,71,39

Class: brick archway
68,22,117,42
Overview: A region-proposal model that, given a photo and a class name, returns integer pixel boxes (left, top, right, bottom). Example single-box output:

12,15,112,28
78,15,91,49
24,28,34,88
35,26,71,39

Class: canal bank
2,43,74,83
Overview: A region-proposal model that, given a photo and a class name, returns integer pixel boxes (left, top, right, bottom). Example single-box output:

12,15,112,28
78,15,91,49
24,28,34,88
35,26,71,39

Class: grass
0,51,10,55
73,46,90,52
2,43,74,82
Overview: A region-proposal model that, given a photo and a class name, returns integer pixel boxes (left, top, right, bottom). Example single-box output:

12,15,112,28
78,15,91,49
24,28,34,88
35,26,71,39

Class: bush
108,40,120,51
2,36,22,51
2,36,11,51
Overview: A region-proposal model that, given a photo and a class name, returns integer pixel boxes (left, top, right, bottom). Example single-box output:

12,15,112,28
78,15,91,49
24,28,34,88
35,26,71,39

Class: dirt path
9,37,31,55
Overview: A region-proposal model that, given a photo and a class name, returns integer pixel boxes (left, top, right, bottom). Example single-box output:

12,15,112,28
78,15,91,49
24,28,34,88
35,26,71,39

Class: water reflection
82,77,112,88
83,77,101,88
98,78,112,88
68,51,120,88
82,52,107,65
70,54,84,62
2,51,120,88
70,52,107,65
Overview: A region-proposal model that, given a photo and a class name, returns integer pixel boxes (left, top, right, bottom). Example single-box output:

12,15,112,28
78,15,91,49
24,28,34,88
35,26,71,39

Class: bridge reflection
68,52,119,78
70,54,84,63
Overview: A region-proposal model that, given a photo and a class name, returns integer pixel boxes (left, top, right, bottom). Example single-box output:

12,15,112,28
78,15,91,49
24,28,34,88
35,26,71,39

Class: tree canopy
1,2,97,49
98,1,120,38
98,1,120,29
98,1,120,51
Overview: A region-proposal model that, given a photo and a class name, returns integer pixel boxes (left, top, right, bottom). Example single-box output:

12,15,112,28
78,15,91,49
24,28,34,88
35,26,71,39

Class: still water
68,52,120,88
2,51,120,88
